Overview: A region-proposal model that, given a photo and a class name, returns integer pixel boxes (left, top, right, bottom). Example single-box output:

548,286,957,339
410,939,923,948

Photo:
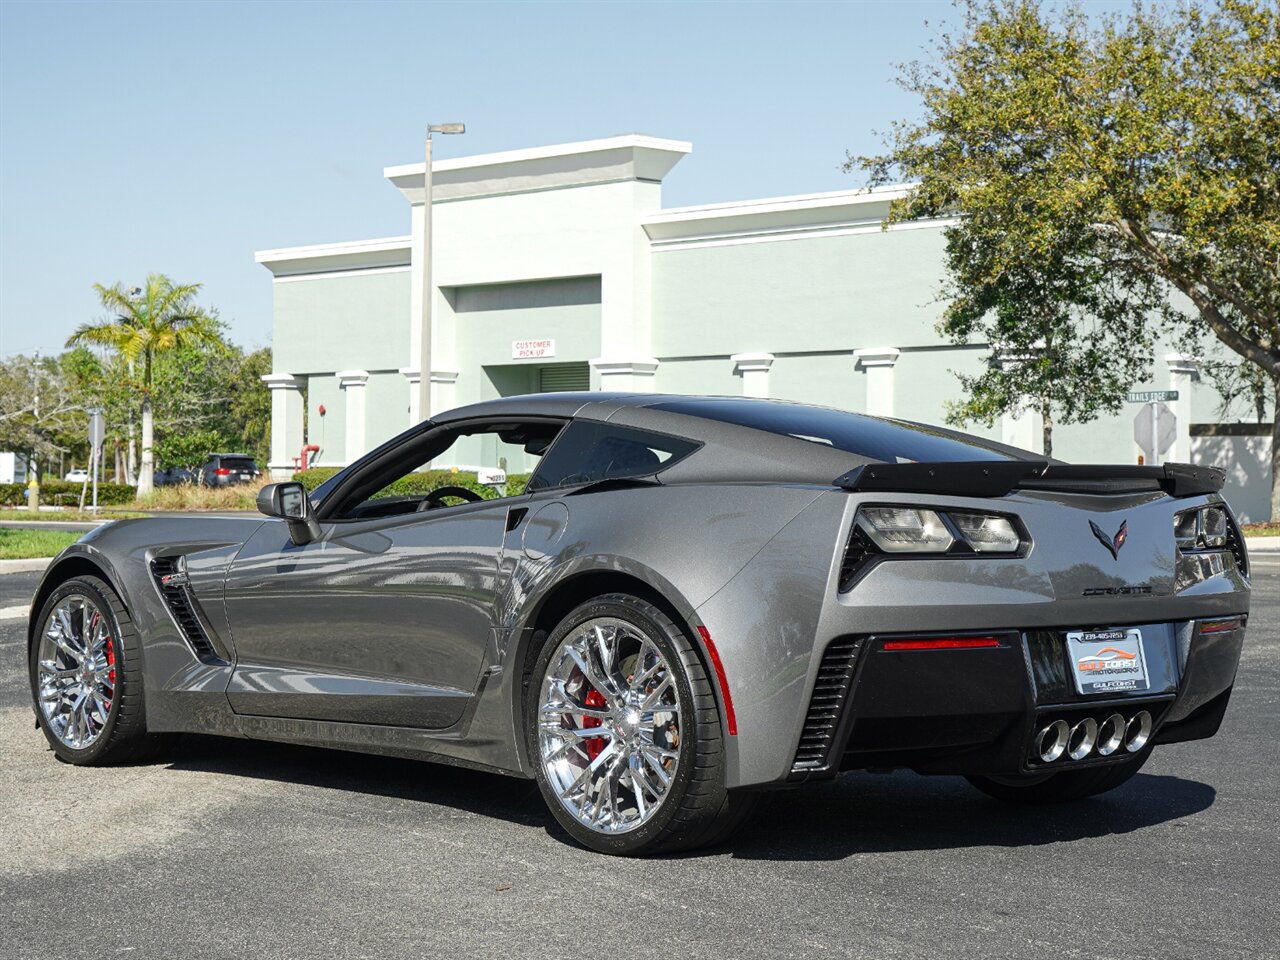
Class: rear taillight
214,468,230,475
1175,504,1229,551
1199,618,1243,635
1174,502,1247,583
853,505,1025,556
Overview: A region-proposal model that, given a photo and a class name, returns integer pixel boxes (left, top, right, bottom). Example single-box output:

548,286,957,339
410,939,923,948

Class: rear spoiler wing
833,461,1225,499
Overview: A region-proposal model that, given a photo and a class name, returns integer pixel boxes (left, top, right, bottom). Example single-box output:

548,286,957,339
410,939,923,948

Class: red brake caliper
104,639,115,703
581,688,607,762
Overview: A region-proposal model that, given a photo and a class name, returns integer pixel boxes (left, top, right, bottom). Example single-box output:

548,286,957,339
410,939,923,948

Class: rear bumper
784,617,1245,783
694,488,1249,790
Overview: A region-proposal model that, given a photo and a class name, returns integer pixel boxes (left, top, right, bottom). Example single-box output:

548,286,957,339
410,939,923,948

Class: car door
221,496,517,729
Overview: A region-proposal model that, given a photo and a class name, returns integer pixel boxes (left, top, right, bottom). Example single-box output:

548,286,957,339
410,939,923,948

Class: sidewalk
1248,536,1280,553
0,558,53,574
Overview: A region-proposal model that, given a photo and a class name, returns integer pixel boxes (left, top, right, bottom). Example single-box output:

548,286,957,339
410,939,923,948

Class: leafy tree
155,429,229,473
150,340,271,465
60,345,141,482
151,340,234,429
67,274,219,495
854,0,1280,514
0,353,86,476
1201,356,1271,423
228,347,273,465
938,225,1160,456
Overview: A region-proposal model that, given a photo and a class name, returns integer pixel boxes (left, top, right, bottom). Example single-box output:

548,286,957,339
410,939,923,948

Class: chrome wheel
537,616,682,835
36,595,116,750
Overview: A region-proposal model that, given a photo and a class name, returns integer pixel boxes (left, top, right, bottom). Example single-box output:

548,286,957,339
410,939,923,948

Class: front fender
27,541,130,658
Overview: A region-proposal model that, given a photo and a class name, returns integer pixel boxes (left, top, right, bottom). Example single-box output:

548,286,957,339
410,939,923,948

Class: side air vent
1225,513,1249,577
791,637,860,775
150,556,223,663
838,524,875,593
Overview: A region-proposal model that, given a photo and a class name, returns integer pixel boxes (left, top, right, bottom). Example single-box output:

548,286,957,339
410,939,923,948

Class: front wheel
527,593,756,856
30,575,171,764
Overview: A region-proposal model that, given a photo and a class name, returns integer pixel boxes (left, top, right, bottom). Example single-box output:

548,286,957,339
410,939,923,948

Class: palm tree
67,274,218,497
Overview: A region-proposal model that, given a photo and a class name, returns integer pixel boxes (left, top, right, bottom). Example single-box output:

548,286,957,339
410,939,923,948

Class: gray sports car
27,394,1249,855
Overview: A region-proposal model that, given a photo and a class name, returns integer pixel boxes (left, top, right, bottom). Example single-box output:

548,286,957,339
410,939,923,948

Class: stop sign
1133,402,1177,459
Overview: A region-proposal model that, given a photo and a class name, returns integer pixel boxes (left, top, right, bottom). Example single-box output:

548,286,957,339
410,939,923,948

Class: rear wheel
965,751,1151,804
527,593,757,856
30,575,170,765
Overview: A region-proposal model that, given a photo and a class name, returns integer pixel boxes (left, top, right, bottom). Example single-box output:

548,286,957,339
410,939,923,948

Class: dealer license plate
1066,628,1150,695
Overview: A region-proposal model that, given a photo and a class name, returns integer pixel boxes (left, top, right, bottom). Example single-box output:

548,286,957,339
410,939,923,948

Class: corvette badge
1089,519,1129,560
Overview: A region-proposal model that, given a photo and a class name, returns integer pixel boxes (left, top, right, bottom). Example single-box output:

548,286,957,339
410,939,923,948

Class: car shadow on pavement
718,769,1216,862
161,735,1214,860
162,734,550,828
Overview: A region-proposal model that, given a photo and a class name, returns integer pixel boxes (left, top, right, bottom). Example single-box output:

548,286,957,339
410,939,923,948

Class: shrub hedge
291,468,529,500
0,480,137,507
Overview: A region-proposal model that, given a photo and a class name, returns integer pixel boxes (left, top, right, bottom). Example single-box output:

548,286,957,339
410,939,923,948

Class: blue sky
3,0,985,357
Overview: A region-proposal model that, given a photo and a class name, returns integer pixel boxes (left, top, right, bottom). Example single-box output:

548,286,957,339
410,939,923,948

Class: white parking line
0,605,29,621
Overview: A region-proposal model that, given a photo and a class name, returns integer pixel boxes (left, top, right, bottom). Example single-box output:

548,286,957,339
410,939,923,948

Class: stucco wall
650,228,949,357
1192,432,1273,523
272,270,411,376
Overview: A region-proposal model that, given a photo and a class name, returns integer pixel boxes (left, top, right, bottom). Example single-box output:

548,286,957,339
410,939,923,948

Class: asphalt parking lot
1,560,1277,960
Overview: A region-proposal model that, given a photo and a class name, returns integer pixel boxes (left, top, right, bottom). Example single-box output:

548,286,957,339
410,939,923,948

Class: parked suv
199,453,260,487
153,467,196,487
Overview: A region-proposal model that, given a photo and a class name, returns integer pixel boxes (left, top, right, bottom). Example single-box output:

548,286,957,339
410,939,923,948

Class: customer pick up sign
513,339,555,359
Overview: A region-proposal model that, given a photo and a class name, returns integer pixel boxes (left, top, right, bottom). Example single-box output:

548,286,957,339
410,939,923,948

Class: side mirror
257,481,321,545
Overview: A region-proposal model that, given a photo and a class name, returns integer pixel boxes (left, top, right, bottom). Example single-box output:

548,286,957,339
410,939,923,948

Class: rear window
528,421,699,491
647,398,1024,463
218,457,256,470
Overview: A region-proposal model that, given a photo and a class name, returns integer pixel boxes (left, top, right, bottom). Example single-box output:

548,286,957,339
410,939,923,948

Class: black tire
526,593,757,856
965,751,1151,804
29,575,171,765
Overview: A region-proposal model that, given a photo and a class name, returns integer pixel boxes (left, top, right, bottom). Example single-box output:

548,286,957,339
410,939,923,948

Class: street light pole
418,122,465,424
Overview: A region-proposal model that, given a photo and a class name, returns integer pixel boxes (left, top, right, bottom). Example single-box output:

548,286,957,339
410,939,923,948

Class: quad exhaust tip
1125,710,1153,753
1035,709,1153,763
1096,713,1126,756
1067,718,1098,760
1036,720,1070,763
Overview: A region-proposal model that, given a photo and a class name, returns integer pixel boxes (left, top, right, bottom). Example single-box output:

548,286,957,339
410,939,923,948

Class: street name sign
1126,390,1179,403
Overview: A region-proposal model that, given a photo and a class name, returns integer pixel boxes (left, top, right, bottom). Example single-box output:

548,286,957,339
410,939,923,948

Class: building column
399,367,460,424
1166,353,1199,464
853,347,901,417
590,357,659,393
993,352,1045,454
431,369,459,417
731,353,775,399
337,370,369,462
261,374,304,480
1001,405,1044,454
399,367,421,426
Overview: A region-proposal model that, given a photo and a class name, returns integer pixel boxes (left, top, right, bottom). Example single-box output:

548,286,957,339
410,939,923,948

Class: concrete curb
0,558,52,575
0,520,106,531
1246,536,1280,554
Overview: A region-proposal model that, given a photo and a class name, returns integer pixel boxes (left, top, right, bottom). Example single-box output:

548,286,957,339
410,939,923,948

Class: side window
528,421,699,492
329,420,565,521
